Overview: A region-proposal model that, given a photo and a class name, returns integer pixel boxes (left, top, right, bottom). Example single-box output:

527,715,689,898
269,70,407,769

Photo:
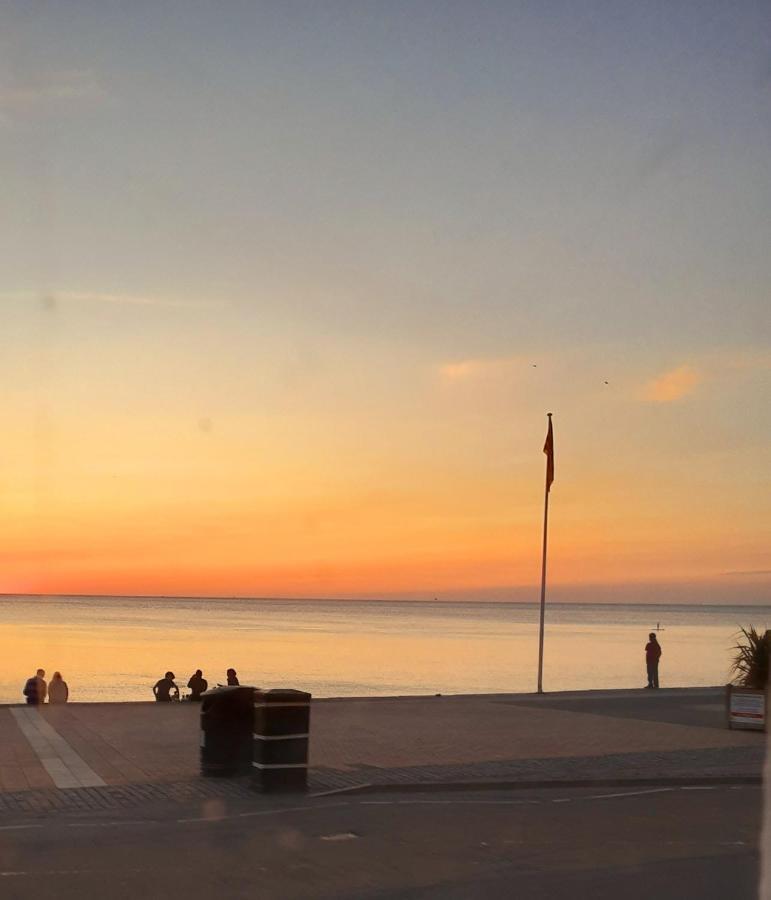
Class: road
0,784,760,899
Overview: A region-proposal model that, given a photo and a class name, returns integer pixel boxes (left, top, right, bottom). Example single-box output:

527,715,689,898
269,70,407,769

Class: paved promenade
0,687,764,814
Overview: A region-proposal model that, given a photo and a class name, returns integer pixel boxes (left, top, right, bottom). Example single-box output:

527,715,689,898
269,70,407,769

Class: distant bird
531,364,537,368
603,381,609,384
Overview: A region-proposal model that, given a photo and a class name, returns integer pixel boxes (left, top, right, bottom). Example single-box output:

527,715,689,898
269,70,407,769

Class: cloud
722,570,771,577
717,350,771,374
55,291,221,311
641,365,702,403
0,70,105,126
639,352,770,404
0,70,104,110
437,355,536,384
438,360,477,381
2,290,224,312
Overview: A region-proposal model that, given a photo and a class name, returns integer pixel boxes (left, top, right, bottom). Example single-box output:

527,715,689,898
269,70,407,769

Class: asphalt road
0,784,760,899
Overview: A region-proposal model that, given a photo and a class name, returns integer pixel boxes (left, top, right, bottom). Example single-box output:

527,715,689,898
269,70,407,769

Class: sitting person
187,669,208,701
23,669,47,705
226,668,239,686
153,671,179,702
48,671,69,704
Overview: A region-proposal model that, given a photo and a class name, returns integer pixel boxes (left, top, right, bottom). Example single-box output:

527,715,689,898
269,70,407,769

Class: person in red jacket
645,633,662,688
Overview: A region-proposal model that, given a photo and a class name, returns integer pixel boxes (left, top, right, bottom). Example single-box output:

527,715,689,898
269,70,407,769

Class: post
536,468,550,694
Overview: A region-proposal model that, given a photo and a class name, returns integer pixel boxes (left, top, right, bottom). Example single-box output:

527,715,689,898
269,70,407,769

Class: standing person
48,672,69,704
153,671,179,702
226,668,239,686
645,633,662,689
23,669,47,705
187,669,208,701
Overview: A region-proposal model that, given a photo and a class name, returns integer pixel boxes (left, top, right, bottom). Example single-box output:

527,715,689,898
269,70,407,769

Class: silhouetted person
187,669,208,701
153,671,179,702
645,633,662,689
48,671,69,704
226,668,239,686
23,669,47,705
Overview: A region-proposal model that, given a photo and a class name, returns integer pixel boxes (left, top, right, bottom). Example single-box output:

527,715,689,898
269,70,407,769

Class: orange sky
1,334,768,600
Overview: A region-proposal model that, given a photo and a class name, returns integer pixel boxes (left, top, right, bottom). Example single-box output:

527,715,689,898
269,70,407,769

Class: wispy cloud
437,355,538,384
717,350,771,374
641,364,702,403
723,570,771,577
438,360,477,381
56,291,221,311
2,290,224,312
0,70,105,127
0,70,104,110
640,352,771,404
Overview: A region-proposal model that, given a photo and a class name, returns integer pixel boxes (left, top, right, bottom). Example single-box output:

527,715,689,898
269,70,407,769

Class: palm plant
730,626,770,689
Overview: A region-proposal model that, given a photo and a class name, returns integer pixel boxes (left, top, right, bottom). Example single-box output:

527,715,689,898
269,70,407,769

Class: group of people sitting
22,669,69,704
22,667,242,705
152,668,240,702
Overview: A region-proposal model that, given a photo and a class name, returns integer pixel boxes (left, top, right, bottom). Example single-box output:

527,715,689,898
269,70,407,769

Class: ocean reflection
0,596,768,703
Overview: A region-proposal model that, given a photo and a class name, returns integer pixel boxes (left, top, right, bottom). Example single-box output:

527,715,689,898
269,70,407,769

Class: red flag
543,414,554,493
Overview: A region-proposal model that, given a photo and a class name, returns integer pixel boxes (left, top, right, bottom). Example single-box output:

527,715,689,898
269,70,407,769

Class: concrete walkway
0,688,763,814
9,708,105,789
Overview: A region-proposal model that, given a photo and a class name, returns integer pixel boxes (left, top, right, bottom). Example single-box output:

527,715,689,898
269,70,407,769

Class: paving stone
0,688,762,817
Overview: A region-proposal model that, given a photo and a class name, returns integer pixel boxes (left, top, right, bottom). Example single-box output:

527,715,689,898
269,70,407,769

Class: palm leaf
730,626,770,689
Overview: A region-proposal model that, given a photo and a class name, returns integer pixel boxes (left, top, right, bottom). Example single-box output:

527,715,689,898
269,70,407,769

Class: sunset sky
1,3,769,601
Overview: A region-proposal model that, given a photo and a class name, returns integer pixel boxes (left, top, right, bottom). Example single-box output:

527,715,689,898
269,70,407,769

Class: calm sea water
1,595,769,703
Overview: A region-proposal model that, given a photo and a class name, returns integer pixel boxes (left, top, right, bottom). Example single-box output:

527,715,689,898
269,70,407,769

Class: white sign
729,690,765,730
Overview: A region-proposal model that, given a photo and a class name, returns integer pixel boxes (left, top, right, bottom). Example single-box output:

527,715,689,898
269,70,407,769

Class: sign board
728,686,766,731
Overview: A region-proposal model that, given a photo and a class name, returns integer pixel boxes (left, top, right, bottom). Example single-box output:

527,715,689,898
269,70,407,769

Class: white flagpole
537,413,552,694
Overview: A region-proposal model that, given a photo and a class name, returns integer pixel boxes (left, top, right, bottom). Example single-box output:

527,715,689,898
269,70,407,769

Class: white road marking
586,788,675,800
395,798,542,806
681,785,717,791
309,783,372,798
236,802,350,818
9,708,106,789
1,869,147,878
359,786,709,808
177,802,350,823
176,815,224,823
0,783,747,834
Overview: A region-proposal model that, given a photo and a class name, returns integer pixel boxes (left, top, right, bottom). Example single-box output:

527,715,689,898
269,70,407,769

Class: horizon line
1,591,770,608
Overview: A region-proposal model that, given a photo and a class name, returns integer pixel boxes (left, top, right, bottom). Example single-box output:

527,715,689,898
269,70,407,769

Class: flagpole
537,413,552,694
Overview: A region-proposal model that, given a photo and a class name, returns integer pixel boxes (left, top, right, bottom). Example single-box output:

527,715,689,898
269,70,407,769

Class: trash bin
252,689,311,793
200,686,255,777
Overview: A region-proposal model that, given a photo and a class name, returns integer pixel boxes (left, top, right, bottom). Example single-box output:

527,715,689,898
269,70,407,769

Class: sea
1,595,769,704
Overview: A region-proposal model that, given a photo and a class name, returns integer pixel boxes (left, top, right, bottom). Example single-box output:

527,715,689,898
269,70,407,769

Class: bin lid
254,688,311,704
202,685,259,695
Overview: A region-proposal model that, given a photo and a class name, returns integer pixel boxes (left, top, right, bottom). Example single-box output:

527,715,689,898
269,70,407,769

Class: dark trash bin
252,689,311,793
200,686,255,777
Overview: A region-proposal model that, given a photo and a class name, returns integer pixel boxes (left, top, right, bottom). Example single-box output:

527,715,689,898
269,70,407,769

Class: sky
0,2,769,602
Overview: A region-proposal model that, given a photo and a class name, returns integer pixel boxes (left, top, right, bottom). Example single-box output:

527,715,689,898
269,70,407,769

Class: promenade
0,687,763,815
